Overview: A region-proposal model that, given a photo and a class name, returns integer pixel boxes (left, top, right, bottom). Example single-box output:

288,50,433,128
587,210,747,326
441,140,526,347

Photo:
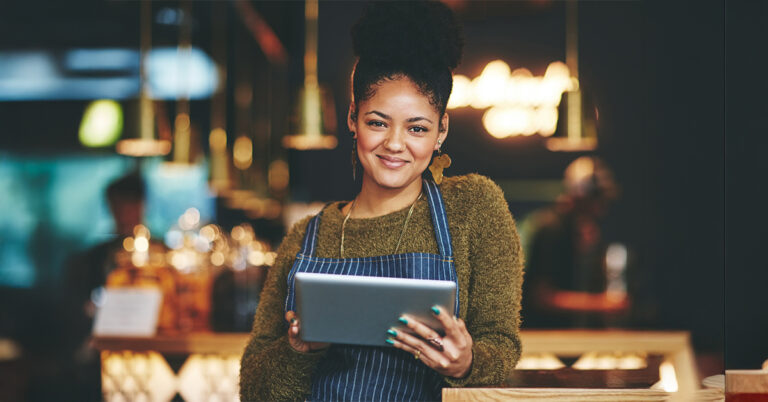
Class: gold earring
428,140,451,185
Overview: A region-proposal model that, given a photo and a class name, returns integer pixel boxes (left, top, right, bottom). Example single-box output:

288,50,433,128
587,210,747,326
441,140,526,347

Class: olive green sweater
240,174,523,401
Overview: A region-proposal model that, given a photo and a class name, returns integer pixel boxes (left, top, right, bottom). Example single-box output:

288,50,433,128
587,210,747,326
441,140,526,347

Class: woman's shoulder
280,201,348,248
279,214,315,252
440,173,507,207
440,174,517,242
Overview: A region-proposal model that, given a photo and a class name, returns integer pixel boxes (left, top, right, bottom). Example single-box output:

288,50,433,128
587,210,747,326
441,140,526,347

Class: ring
427,337,444,351
414,350,421,360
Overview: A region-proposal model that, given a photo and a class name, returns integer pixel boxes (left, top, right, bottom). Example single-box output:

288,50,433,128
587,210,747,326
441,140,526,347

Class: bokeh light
451,60,579,138
78,100,123,147
233,136,253,170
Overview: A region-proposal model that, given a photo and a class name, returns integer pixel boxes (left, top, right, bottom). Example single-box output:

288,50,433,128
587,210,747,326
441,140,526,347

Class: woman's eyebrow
364,111,391,120
364,111,433,124
406,116,433,124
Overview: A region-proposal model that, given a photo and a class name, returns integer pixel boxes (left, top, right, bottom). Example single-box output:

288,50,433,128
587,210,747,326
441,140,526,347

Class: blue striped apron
285,179,459,401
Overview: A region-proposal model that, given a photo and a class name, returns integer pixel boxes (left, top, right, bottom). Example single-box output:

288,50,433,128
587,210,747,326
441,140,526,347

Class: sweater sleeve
444,175,524,387
239,216,328,401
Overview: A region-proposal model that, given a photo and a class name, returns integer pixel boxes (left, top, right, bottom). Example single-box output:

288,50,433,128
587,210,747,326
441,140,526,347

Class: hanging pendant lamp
282,0,337,150
116,0,172,157
545,1,597,152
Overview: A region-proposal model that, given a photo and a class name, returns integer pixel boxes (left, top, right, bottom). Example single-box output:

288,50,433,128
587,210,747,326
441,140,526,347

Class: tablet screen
295,272,456,346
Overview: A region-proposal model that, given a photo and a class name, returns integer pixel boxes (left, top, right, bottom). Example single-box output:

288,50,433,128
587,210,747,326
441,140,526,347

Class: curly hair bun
351,1,464,72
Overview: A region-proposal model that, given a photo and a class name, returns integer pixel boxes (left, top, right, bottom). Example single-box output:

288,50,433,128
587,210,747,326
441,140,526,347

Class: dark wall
725,0,768,370
612,1,725,351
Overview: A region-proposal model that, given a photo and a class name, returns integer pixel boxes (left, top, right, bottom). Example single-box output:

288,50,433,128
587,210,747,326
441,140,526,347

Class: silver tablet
295,272,456,347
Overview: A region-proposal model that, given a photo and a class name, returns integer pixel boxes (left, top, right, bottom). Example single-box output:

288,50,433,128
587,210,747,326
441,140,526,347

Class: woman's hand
285,311,330,353
386,306,473,379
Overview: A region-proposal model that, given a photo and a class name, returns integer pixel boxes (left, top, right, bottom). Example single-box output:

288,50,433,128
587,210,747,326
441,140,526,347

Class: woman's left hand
387,306,473,379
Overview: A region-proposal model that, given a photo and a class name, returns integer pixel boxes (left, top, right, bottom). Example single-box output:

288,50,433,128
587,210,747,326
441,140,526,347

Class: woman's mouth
376,154,409,169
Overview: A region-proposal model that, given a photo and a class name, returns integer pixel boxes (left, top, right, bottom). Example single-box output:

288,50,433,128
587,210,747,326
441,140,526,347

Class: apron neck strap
423,179,453,258
299,180,454,258
299,204,327,257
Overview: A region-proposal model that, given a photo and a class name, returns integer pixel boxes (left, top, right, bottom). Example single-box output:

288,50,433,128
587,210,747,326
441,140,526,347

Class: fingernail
431,306,440,315
387,329,397,337
290,318,296,324
398,317,408,325
385,338,395,345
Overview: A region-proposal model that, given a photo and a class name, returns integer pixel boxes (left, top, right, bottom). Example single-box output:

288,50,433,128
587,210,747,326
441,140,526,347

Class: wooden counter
442,387,724,401
92,330,710,401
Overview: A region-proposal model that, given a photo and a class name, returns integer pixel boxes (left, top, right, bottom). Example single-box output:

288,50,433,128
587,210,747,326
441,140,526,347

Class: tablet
295,272,456,347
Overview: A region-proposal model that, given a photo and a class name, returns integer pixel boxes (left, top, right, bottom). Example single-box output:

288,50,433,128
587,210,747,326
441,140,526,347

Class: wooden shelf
520,330,691,355
91,332,250,355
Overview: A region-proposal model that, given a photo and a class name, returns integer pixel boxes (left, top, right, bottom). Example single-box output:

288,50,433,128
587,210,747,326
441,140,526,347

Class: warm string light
656,361,679,392
164,218,277,272
167,209,205,273
124,224,151,267
515,351,648,371
232,136,253,170
268,160,290,193
572,352,647,370
447,60,579,138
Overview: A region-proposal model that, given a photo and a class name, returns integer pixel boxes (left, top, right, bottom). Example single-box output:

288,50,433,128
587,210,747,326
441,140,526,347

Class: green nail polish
385,338,395,345
290,318,296,324
398,317,408,325
431,306,440,315
387,329,397,337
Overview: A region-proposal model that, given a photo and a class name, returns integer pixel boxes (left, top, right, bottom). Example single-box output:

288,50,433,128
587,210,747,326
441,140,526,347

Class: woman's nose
384,128,405,152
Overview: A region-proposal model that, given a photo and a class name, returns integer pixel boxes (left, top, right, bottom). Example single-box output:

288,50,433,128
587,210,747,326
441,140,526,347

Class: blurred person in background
521,156,628,328
62,171,146,399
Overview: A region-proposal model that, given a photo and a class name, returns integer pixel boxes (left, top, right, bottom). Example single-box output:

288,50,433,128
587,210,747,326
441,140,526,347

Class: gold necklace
340,190,423,258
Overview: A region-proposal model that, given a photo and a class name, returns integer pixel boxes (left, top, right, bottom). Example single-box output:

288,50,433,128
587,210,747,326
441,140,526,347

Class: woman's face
349,76,448,192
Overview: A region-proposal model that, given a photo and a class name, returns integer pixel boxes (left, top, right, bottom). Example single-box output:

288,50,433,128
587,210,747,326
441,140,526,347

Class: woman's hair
350,1,464,119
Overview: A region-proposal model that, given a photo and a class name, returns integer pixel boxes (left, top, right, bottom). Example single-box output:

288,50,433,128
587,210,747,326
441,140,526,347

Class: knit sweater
240,174,524,401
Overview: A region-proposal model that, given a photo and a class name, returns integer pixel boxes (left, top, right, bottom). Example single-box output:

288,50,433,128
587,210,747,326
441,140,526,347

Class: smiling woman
239,2,524,401
351,77,448,206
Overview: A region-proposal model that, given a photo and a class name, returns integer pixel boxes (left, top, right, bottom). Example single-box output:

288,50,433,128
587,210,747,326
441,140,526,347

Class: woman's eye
410,126,428,133
367,121,385,128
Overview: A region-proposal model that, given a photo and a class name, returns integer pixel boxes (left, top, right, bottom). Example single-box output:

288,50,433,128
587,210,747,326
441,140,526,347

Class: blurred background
0,0,761,400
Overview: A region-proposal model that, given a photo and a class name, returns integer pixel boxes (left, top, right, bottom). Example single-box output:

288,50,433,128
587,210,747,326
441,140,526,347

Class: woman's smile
376,154,410,169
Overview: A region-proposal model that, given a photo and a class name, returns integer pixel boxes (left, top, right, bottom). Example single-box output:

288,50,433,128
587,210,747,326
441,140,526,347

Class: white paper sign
93,288,162,337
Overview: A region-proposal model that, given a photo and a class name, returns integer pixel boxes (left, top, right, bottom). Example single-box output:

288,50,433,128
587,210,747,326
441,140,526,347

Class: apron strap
423,179,454,258
298,204,331,257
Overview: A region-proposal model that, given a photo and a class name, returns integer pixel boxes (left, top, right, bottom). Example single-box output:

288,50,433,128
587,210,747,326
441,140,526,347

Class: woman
240,2,523,400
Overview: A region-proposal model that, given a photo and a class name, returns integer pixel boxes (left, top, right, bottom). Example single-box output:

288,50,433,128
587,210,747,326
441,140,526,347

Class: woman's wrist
286,336,328,355
450,349,473,379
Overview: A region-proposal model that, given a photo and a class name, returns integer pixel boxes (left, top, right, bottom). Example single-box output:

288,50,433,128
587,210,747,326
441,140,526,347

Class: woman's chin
366,172,420,191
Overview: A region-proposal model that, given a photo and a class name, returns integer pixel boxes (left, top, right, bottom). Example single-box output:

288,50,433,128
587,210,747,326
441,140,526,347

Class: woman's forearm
240,334,325,401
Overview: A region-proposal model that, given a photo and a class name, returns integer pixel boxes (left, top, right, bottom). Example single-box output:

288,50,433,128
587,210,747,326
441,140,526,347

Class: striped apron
285,179,459,401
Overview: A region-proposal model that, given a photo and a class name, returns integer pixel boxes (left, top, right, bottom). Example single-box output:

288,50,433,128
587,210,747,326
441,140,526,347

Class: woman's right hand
285,311,330,353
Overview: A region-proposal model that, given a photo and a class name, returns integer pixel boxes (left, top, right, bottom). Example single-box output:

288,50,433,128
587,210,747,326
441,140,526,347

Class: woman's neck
347,177,423,219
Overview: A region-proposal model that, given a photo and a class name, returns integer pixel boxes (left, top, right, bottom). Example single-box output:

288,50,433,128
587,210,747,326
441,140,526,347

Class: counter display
93,330,720,401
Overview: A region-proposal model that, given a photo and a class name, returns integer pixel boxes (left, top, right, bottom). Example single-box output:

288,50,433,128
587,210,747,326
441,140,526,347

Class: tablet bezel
295,272,457,347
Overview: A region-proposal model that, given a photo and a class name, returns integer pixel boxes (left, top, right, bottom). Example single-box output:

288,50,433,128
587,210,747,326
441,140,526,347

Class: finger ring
428,337,444,351
414,350,421,360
